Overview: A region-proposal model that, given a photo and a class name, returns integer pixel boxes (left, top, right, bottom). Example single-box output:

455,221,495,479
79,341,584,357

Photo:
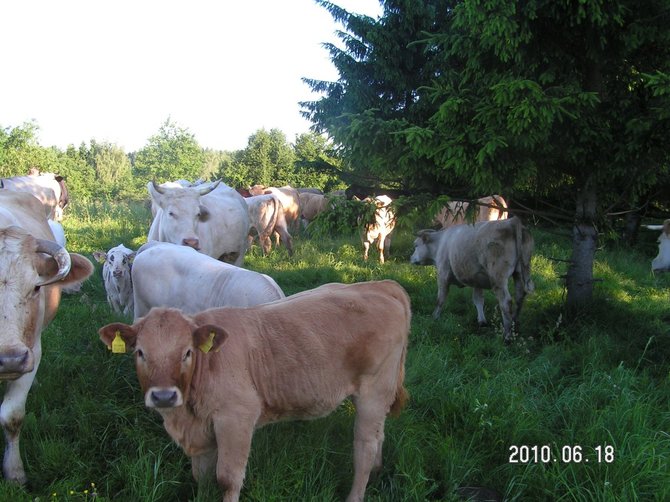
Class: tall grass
0,200,668,501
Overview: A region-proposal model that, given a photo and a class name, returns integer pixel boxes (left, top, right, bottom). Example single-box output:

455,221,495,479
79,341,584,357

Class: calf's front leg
213,414,256,502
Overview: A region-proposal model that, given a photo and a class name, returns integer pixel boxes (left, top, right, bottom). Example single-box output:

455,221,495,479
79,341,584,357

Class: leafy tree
236,128,295,187
133,118,205,183
305,0,670,311
218,149,246,187
292,132,345,191
302,0,451,193
59,146,97,200
93,142,133,198
0,121,58,177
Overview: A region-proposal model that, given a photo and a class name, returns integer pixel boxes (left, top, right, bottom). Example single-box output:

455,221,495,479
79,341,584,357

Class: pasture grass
0,200,668,501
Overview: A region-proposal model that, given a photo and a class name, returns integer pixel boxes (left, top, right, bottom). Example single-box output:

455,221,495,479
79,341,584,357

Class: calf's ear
99,323,137,353
193,325,228,353
92,251,107,263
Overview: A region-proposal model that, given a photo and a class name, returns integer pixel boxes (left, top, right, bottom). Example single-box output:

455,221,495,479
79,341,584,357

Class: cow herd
0,173,667,500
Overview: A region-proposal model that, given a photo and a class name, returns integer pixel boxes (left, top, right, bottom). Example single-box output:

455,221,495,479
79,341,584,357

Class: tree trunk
566,180,598,310
622,210,642,246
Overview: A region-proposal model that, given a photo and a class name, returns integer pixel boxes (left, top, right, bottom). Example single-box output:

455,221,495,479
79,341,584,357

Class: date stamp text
508,445,615,464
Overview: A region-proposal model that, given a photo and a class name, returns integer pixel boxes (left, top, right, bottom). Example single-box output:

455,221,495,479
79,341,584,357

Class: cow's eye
109,255,115,262
168,211,175,218
136,349,145,361
183,349,192,362
32,285,41,295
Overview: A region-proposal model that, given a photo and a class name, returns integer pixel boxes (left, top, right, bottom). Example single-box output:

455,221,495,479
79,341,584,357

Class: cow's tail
389,283,411,417
513,217,535,294
389,341,409,417
268,196,281,235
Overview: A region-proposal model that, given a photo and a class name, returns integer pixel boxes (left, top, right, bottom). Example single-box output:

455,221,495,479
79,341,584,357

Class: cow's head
93,244,136,279
0,226,93,379
410,229,439,266
99,308,228,409
148,181,219,251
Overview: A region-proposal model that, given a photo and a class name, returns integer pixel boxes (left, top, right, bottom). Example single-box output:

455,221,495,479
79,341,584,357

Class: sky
0,0,383,153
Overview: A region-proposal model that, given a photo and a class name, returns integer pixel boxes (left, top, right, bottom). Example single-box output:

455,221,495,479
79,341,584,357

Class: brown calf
100,280,410,502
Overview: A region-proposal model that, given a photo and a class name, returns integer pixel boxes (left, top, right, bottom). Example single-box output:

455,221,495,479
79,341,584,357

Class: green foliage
307,196,374,238
228,128,295,187
292,132,345,191
133,117,206,183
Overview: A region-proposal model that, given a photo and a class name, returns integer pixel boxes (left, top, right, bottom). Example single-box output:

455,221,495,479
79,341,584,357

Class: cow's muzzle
0,348,34,379
146,387,183,408
182,238,200,251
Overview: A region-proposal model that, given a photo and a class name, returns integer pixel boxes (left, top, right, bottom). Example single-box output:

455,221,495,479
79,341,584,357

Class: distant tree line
0,118,345,202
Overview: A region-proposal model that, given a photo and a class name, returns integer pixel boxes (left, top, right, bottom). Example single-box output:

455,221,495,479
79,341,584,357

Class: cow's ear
193,325,228,353
99,323,137,353
92,251,107,264
61,254,94,286
127,252,137,264
419,230,432,243
198,205,210,222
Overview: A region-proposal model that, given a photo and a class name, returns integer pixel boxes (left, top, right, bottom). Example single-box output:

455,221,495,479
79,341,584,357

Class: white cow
244,194,293,256
0,191,93,484
648,219,670,273
147,180,250,266
93,244,136,316
361,195,396,264
131,242,285,319
410,217,534,343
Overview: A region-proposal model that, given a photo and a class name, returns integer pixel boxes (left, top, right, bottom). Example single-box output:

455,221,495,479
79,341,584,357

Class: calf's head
99,308,228,408
93,245,135,279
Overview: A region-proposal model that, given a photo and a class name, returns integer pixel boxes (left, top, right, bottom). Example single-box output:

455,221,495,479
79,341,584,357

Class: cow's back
438,217,530,288
0,190,54,239
132,243,283,318
1,177,58,220
193,280,410,423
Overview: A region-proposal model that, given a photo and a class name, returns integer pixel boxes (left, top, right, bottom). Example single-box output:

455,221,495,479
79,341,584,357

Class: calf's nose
150,389,179,408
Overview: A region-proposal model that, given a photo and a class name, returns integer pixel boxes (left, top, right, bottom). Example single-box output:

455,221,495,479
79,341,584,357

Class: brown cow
99,280,410,502
244,194,293,255
411,216,534,343
298,192,329,227
0,191,93,483
249,185,301,232
433,195,508,229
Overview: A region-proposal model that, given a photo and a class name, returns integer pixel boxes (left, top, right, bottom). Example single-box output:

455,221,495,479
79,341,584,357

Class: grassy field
1,199,669,501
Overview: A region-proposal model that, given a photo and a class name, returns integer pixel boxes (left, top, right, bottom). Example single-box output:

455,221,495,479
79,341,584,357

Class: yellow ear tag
111,331,126,354
199,331,216,354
